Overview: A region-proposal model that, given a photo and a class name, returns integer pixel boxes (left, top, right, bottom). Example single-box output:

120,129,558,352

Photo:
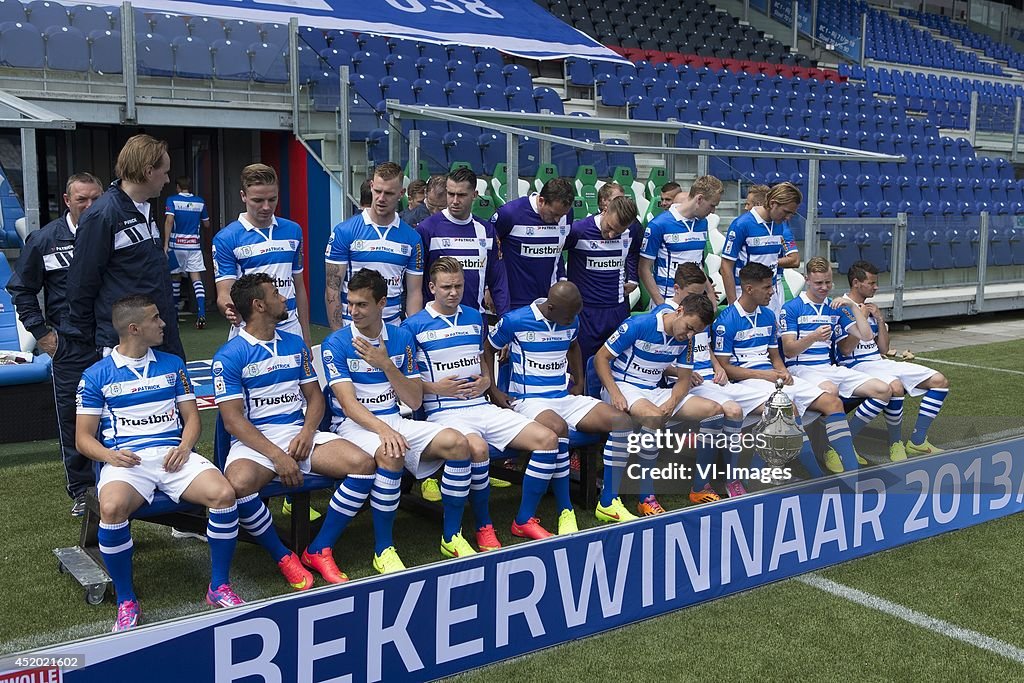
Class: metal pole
892,213,907,321
539,109,552,166
791,0,799,49
289,17,299,137
387,99,402,166
805,157,819,260
20,128,38,233
339,65,352,221
1012,96,1021,163
663,127,676,182
744,0,749,22
697,138,709,178
408,129,420,180
120,1,136,122
976,211,989,313
969,90,978,146
506,134,520,201
859,12,867,68
810,0,818,49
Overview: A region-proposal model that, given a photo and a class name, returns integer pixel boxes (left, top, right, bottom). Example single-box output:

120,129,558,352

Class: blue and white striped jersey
212,329,317,441
721,209,792,286
165,192,208,251
603,307,693,390
325,209,424,323
835,297,884,366
212,214,304,331
778,293,846,367
488,299,577,400
402,303,487,416
321,322,419,423
640,207,709,301
77,348,195,452
713,301,777,371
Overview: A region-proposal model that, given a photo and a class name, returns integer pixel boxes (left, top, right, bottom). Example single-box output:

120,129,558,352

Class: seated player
663,263,776,498
594,293,725,513
714,263,863,474
403,257,560,548
780,257,895,468
485,279,639,525
215,274,376,589
837,260,950,457
76,295,244,632
322,268,476,572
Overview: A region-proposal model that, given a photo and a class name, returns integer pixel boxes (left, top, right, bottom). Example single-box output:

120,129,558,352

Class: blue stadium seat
989,228,1012,266
189,16,226,45
366,128,390,165
0,0,26,24
44,25,87,71
27,0,67,29
89,28,121,73
352,50,386,80
224,19,260,47
906,230,932,270
928,229,955,269
379,75,415,106
473,61,502,86
172,35,212,79
414,56,446,81
533,86,563,115
442,131,482,170
858,230,889,272
445,58,476,84
70,4,112,34
416,130,447,175
444,80,476,109
502,63,532,89
416,41,447,62
566,56,595,86
384,52,417,81
260,22,288,48
0,21,43,68
318,47,348,69
211,39,251,81
148,12,188,40
948,229,974,268
505,85,536,113
474,82,506,111
356,33,389,55
1010,228,1024,266
830,231,859,273
297,26,329,51
136,32,173,77
477,132,505,175
412,78,446,107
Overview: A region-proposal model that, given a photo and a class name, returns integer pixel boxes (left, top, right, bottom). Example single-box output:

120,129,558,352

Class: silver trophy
754,379,805,476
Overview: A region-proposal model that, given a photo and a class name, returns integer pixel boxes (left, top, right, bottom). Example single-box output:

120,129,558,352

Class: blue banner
816,22,861,61
58,0,623,62
16,436,1024,682
771,0,810,37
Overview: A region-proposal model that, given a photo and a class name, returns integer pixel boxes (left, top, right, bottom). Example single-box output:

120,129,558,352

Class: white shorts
512,395,603,430
225,423,342,477
229,314,302,340
98,446,217,504
689,378,773,417
169,249,206,274
336,413,447,479
429,403,533,451
739,375,824,416
791,364,877,398
843,359,937,397
602,381,693,415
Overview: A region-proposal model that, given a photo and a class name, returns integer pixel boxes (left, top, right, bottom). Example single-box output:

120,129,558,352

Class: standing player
416,167,509,317
486,279,640,525
658,181,681,211
492,178,575,308
639,175,722,307
714,263,862,474
325,162,424,330
720,182,802,316
404,257,561,548
779,258,896,467
76,295,243,632
837,261,950,457
213,163,311,346
743,183,801,305
164,176,211,329
566,189,643,361
322,268,476,572
6,172,102,514
594,294,725,512
215,274,376,589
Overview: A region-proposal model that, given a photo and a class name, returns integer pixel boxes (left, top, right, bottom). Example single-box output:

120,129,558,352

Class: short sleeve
407,232,424,275
292,233,304,274
782,224,797,255
640,218,662,260
604,318,640,358
721,219,745,261
321,334,352,386
212,233,239,282
212,351,243,403
488,313,515,349
778,301,796,336
174,357,196,402
76,368,105,415
298,344,317,384
675,339,695,370
713,318,733,357
200,202,210,221
324,222,350,265
164,197,175,215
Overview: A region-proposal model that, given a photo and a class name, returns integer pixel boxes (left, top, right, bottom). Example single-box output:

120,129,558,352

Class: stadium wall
16,436,1024,682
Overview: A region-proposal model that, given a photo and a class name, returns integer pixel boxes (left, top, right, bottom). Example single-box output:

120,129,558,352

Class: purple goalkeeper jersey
492,194,572,308
416,209,510,315
565,213,643,308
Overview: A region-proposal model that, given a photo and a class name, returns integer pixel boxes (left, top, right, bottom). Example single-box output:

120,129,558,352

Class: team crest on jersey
240,246,253,257
348,359,360,372
472,325,481,335
243,363,260,378
559,226,567,236
354,240,365,251
478,238,487,248
109,383,122,396
426,330,437,340
525,331,535,341
323,349,334,364
526,227,535,236
442,238,451,248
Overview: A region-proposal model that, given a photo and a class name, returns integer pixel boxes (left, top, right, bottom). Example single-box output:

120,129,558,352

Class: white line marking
915,357,1024,377
798,574,1024,665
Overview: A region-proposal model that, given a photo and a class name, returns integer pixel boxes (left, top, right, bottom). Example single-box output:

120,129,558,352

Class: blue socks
516,447,557,525
850,398,886,436
885,396,905,445
723,418,744,469
469,461,492,528
236,493,291,563
912,388,948,445
440,460,471,543
798,434,825,477
307,473,373,554
600,430,631,507
825,413,859,470
370,468,403,555
551,437,572,514
192,279,206,317
206,504,239,588
98,521,135,603
636,427,659,502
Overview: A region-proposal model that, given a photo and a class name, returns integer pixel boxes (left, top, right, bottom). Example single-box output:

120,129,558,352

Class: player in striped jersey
639,175,722,307
325,162,424,329
565,188,643,361
163,176,211,329
837,261,950,457
492,177,575,308
77,295,243,632
404,257,560,549
715,263,863,474
322,268,476,572
215,274,376,590
779,257,895,466
416,167,509,317
720,182,802,317
213,164,311,346
594,293,725,513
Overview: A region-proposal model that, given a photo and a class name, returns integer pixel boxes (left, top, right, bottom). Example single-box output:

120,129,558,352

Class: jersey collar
110,347,156,368
750,208,769,226
733,299,760,317
238,213,279,231
351,320,389,342
441,208,473,226
800,291,831,307
238,327,281,345
426,302,463,319
655,308,670,334
662,298,679,310
530,298,549,322
361,208,400,229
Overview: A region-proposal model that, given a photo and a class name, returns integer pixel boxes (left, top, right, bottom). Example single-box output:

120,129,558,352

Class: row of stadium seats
569,56,843,90
599,49,835,80
826,227,1024,274
864,7,1003,76
901,9,1024,71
